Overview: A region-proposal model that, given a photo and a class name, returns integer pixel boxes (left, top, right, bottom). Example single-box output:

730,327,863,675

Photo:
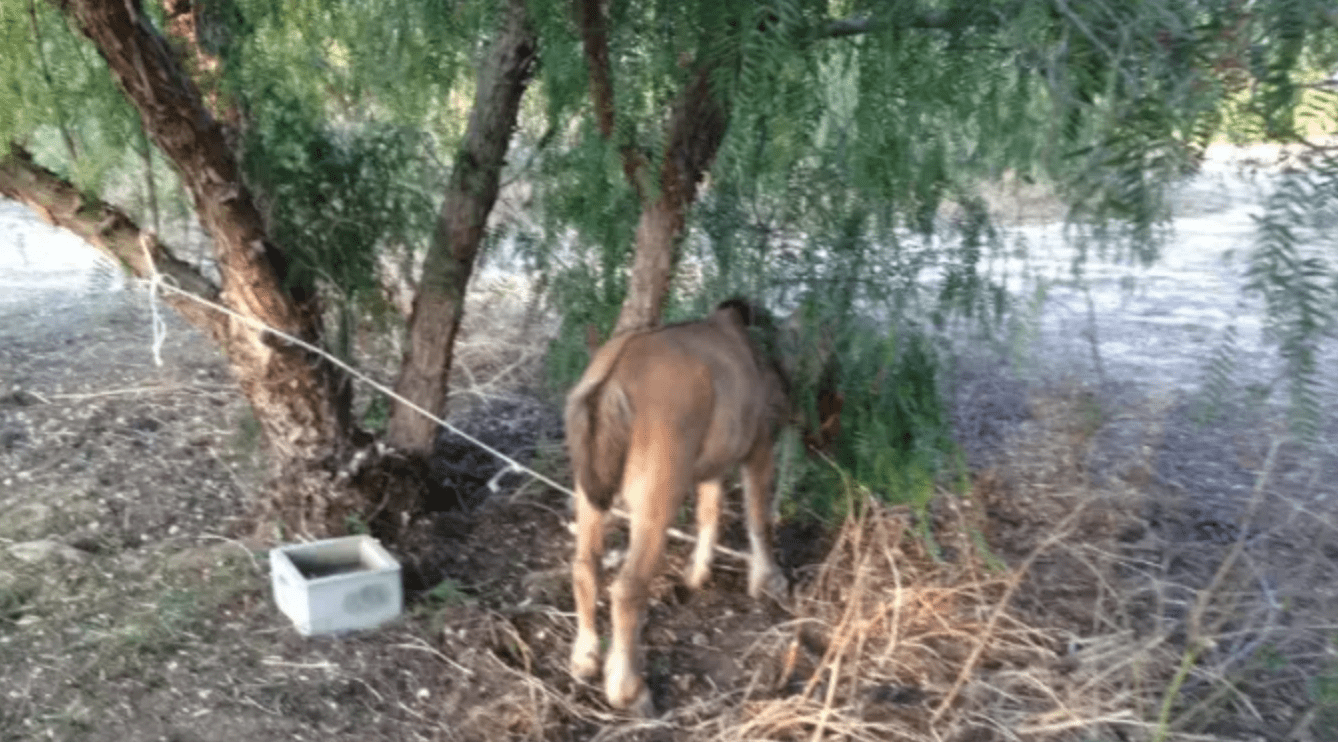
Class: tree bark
159,0,242,142
576,2,730,334
385,0,538,455
612,68,730,334
52,0,350,482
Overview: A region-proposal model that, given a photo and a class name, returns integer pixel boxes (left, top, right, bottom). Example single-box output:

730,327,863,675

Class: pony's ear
715,297,757,327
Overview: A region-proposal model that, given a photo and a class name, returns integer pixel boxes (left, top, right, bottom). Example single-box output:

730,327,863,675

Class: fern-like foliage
1193,324,1240,424
1246,162,1337,440
788,321,954,518
224,0,484,135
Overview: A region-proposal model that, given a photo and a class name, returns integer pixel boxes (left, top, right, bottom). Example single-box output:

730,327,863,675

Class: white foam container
270,535,403,636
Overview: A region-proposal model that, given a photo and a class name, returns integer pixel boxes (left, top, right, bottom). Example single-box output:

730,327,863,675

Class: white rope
138,263,575,497
138,260,754,563
139,233,167,367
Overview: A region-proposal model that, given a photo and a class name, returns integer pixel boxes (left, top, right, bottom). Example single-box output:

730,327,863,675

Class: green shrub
789,321,955,522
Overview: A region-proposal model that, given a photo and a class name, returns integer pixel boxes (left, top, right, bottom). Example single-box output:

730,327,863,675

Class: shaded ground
0,286,808,741
3,278,1337,740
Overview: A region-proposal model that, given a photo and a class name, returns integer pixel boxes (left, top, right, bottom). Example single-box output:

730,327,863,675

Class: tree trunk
612,68,730,334
576,2,730,333
616,201,681,332
53,0,352,531
385,0,537,456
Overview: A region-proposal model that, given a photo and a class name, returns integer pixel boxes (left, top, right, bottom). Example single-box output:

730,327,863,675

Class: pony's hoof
570,634,601,681
604,654,655,716
607,675,654,717
624,685,655,718
684,563,711,591
749,566,788,603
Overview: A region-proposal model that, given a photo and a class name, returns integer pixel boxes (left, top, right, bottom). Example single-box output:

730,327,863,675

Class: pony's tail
565,335,634,511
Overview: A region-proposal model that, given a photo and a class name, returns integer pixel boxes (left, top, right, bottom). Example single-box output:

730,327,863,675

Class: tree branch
158,0,241,142
386,0,538,454
52,0,315,330
612,66,730,334
659,67,728,215
51,0,360,466
576,0,615,138
575,0,652,199
0,142,227,344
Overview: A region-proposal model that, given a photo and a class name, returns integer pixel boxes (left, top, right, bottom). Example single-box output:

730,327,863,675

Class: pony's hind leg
685,479,723,590
570,487,604,681
604,502,667,715
742,435,786,600
604,432,683,716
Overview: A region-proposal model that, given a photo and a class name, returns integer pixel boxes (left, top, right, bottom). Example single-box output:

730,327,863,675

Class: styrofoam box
270,535,403,636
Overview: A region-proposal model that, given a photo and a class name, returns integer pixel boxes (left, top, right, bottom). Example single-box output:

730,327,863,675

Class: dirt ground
2,283,1337,741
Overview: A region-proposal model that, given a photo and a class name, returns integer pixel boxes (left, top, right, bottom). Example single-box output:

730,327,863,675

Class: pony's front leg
570,487,604,681
743,435,786,600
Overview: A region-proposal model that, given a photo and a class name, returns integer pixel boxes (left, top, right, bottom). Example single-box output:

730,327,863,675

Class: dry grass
449,384,1337,742
446,488,1169,742
670,494,1158,742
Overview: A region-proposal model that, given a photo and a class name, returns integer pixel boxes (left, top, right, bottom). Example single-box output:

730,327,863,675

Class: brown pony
565,299,790,715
